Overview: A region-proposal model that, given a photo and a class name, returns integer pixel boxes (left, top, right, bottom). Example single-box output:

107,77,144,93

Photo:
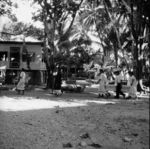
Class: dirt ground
0,88,149,149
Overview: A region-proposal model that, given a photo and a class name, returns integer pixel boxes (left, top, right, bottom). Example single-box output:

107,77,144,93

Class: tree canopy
0,0,149,82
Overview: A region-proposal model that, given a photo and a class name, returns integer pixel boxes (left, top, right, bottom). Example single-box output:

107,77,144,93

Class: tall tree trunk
113,45,118,68
130,0,140,80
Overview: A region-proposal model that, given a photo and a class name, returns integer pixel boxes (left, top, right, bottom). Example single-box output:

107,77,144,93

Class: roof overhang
0,41,43,45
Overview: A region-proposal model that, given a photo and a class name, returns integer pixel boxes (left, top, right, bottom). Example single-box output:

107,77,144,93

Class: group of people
15,67,147,99
15,66,62,96
96,68,137,99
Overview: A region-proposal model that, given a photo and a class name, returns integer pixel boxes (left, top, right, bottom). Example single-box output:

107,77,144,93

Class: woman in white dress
127,71,137,99
97,69,108,97
16,68,26,95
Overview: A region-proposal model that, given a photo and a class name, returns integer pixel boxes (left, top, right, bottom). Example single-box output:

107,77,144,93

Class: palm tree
78,1,118,66
117,0,150,80
58,21,92,79
78,0,112,67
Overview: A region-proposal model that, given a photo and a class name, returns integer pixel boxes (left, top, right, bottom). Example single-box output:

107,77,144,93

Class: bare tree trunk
130,0,140,80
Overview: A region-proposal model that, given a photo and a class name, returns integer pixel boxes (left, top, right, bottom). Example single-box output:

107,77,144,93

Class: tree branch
64,0,84,36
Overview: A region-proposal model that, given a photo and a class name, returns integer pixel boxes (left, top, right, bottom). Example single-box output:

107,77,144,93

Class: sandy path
0,90,149,149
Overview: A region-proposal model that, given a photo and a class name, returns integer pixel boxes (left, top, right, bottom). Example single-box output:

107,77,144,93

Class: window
10,47,20,68
0,51,8,61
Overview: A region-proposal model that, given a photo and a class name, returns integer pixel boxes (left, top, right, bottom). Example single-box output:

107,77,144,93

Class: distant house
0,40,46,85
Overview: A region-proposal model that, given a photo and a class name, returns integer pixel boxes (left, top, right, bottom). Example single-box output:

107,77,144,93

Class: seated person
137,79,149,94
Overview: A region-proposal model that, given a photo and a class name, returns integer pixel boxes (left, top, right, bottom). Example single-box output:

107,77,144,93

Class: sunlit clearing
0,96,116,112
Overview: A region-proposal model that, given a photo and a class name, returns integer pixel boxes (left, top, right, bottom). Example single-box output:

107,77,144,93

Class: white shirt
115,74,123,85
129,75,137,87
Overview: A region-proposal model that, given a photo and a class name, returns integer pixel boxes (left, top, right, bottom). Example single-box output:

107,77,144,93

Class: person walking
53,66,62,96
16,68,26,95
115,70,125,99
127,71,137,99
97,69,108,98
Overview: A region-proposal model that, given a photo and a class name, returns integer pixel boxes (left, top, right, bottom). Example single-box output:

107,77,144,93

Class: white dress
17,71,26,91
98,73,107,95
128,75,137,98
